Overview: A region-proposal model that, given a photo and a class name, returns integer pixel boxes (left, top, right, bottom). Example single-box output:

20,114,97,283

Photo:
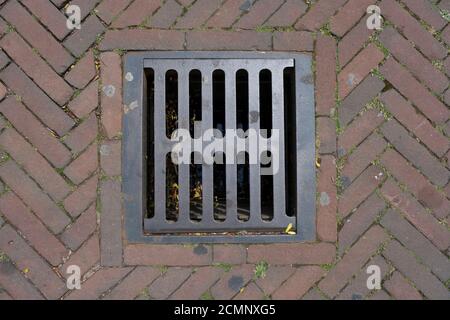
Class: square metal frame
122,51,316,244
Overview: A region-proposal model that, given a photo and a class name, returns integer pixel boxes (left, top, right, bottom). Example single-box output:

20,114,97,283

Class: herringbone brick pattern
0,0,448,300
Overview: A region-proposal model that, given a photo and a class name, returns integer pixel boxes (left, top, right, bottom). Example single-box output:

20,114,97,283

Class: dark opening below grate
123,52,316,243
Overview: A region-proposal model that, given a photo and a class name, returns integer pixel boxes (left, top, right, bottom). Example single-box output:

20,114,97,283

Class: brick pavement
0,0,449,300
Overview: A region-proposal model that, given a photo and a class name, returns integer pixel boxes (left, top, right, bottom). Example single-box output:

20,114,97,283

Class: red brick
170,267,222,300
381,119,449,187
68,80,99,119
1,1,74,73
272,266,323,300
177,0,195,6
338,44,384,99
338,18,374,67
338,76,385,127
69,0,101,20
341,133,386,182
147,0,182,29
64,174,98,218
0,224,66,299
61,204,97,251
384,271,422,300
402,0,446,31
338,193,386,255
0,64,74,136
233,282,265,300
317,155,337,242
210,264,254,300
380,0,446,60
64,15,105,57
380,148,450,219
104,266,160,300
265,0,307,27
0,33,72,105
61,234,99,278
379,27,447,94
100,29,185,51
100,52,122,139
206,0,243,28
295,0,347,31
247,243,335,265
317,117,336,154
0,128,71,201
318,225,387,298
234,0,284,29
255,266,295,296
338,109,385,156
20,0,70,40
380,209,450,282
213,245,246,265
148,267,191,300
273,31,313,52
64,113,98,154
383,240,449,300
64,142,98,185
65,267,132,300
64,50,96,89
380,179,450,250
100,180,123,267
443,25,450,46
0,259,44,300
96,0,132,24
0,193,68,266
338,165,385,217
0,160,70,234
381,90,449,157
0,82,6,100
176,0,221,29
100,140,121,176
330,0,375,36
302,288,326,300
111,0,160,28
186,30,271,51
315,35,336,116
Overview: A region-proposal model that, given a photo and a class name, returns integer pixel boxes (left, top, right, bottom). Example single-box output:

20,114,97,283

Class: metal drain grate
123,52,315,243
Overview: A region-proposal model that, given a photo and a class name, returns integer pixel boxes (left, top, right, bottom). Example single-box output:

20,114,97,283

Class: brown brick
64,15,105,57
233,282,265,300
111,0,160,28
0,33,72,105
187,30,271,51
0,259,44,300
100,180,123,267
61,203,97,251
329,0,375,37
0,64,74,136
338,165,385,217
104,266,160,300
61,234,99,278
0,160,70,234
148,267,191,300
381,119,449,187
0,128,71,201
273,31,313,52
101,29,185,51
265,0,307,27
317,155,337,242
338,44,384,99
384,271,422,300
338,193,385,255
380,0,446,60
206,0,243,28
383,240,449,300
213,245,246,265
65,267,132,300
234,0,284,29
247,243,335,265
100,52,122,139
64,142,98,184
175,0,221,29
338,18,374,67
100,140,121,176
64,50,96,89
64,113,98,154
210,264,254,300
68,80,99,119
317,117,336,154
402,0,446,31
0,193,68,266
380,179,450,250
64,174,98,218
70,0,101,20
0,224,66,299
315,35,336,116
255,266,295,296
96,0,132,24
147,0,182,29
170,266,222,300
295,0,347,31
318,225,387,298
272,266,323,300
381,209,450,282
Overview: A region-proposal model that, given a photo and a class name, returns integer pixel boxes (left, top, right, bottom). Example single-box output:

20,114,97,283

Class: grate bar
178,70,190,224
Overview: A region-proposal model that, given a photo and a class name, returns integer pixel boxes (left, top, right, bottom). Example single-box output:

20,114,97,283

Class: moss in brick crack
113,48,127,56
440,9,450,22
158,265,168,275
364,97,392,120
431,60,444,71
320,263,334,272
214,263,232,272
255,25,275,33
370,68,385,81
254,261,269,279
0,252,9,262
200,290,214,300
318,23,332,36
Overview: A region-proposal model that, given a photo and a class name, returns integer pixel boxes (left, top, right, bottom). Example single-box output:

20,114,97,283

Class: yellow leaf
287,231,296,235
285,223,293,234
316,158,321,168
23,268,29,274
